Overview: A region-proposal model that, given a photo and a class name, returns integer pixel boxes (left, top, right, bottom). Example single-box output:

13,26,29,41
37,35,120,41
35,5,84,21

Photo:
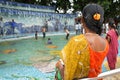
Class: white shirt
75,24,79,30
78,23,81,30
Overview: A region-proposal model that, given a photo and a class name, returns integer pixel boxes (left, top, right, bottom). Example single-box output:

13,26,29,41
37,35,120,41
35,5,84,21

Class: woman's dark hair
82,3,104,35
108,18,119,36
108,18,116,29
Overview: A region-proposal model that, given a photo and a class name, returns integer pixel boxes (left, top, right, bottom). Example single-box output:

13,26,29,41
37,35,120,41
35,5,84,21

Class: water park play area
0,33,120,80
0,1,120,80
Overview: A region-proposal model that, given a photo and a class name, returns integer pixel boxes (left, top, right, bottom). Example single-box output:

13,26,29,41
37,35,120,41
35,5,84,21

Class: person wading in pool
42,26,46,38
35,31,38,40
64,28,70,40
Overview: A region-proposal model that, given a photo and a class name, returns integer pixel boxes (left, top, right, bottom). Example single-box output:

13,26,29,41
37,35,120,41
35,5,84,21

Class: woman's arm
55,59,64,80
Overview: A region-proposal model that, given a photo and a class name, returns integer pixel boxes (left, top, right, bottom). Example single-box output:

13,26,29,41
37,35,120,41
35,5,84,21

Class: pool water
0,35,69,80
0,35,120,80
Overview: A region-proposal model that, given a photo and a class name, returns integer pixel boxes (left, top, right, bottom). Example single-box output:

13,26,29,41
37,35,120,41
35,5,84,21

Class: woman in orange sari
55,3,109,80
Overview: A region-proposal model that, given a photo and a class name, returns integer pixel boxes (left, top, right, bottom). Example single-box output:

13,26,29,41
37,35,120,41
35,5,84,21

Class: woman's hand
55,60,64,80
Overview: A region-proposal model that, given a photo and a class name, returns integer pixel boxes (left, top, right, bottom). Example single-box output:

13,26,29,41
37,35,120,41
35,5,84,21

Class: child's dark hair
82,3,104,35
48,38,51,40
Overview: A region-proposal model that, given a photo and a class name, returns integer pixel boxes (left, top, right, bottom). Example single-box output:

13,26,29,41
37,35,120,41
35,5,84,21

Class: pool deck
81,68,120,80
103,73,120,80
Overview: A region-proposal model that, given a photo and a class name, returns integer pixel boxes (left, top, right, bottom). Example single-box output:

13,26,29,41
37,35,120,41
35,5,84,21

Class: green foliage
14,0,36,4
72,0,120,21
97,0,119,21
55,0,71,13
39,0,52,6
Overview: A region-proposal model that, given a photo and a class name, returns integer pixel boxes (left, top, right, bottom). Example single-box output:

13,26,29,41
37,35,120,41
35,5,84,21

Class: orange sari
59,34,109,80
88,40,109,77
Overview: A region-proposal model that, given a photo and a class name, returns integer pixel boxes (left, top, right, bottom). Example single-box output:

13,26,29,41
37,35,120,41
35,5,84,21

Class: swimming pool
0,35,120,80
0,35,69,80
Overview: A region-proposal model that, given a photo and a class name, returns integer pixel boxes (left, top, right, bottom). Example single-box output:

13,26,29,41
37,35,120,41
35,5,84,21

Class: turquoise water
0,35,68,80
0,35,120,80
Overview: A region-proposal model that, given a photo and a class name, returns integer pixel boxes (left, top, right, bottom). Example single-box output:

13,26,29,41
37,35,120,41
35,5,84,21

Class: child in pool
47,38,52,44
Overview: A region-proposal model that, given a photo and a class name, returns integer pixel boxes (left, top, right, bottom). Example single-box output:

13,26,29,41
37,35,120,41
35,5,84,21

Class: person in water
42,27,46,38
47,38,52,44
35,31,38,40
55,3,109,80
64,28,70,40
